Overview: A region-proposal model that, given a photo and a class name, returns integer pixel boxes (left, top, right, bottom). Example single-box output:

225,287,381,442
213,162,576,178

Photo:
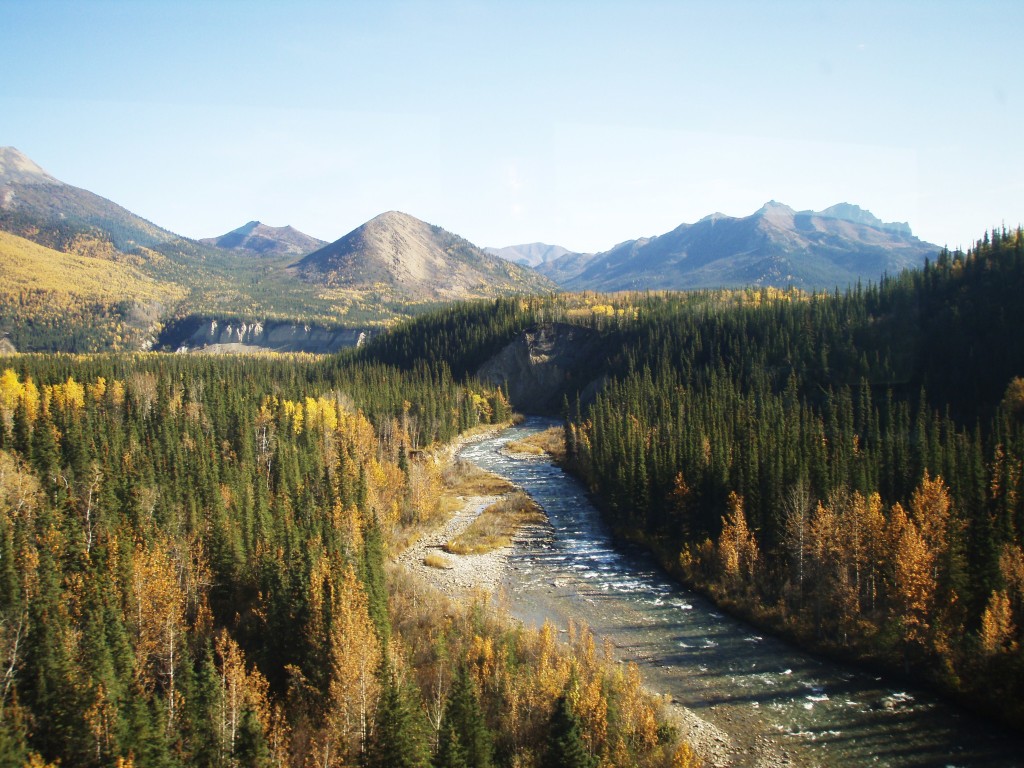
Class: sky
1,0,1021,254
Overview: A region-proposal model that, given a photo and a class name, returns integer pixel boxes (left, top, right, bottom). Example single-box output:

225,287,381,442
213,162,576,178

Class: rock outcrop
159,317,368,354
476,323,606,413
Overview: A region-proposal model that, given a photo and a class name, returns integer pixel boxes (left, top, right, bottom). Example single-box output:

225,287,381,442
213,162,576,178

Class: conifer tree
435,665,491,768
432,721,468,768
362,515,390,646
541,694,596,768
365,662,430,768
234,707,272,768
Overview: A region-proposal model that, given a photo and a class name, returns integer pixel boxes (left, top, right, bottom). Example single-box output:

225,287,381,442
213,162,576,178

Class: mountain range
0,145,944,352
525,201,937,291
0,146,552,351
484,242,576,268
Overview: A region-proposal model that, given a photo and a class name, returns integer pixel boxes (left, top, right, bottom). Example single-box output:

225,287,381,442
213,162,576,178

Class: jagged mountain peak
757,200,796,214
817,202,882,225
539,201,937,292
755,200,797,226
812,203,912,236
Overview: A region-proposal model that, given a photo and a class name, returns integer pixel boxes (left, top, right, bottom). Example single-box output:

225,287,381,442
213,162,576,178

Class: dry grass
444,491,546,555
394,461,516,555
442,460,515,497
505,427,566,462
504,440,546,456
422,551,452,569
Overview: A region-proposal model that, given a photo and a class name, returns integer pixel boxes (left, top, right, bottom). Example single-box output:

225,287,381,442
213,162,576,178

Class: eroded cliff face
476,323,606,414
159,317,368,354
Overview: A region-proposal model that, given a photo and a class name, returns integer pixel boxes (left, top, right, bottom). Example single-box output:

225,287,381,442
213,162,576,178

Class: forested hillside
3,214,1020,761
0,354,691,767
359,228,1024,727
562,231,1024,718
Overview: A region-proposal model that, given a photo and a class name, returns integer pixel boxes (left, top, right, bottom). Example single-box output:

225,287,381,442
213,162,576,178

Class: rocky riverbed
394,486,758,767
395,494,511,598
451,419,1024,768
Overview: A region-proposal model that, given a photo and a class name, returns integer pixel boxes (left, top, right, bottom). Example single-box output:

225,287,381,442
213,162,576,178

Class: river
457,418,1023,768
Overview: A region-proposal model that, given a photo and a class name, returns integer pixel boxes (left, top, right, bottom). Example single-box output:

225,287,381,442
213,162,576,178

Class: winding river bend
458,419,1023,768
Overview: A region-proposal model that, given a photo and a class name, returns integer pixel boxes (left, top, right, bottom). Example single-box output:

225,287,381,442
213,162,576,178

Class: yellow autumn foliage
0,230,183,304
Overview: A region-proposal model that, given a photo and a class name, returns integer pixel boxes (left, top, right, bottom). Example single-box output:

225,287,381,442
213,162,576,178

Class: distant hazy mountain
485,242,576,268
293,211,556,301
201,221,326,258
539,201,938,291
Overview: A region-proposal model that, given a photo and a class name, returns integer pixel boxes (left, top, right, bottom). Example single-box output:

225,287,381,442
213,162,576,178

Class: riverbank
500,570,795,768
396,488,763,768
395,493,518,598
398,427,788,768
518,424,1024,736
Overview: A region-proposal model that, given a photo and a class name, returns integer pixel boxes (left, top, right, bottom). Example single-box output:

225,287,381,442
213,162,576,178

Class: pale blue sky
1,1,1020,253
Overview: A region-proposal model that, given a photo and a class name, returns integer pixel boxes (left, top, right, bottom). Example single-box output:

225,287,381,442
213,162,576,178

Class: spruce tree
364,663,430,768
433,721,468,768
436,665,491,768
11,399,30,457
542,694,596,768
234,708,271,768
362,515,390,645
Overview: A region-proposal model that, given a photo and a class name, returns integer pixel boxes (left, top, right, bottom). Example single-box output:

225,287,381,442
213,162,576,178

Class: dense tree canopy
0,348,686,766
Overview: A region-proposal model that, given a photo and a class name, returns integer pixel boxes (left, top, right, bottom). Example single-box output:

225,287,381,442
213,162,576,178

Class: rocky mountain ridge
200,220,326,258
534,201,937,291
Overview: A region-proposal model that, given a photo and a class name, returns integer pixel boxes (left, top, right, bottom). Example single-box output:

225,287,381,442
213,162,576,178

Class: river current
458,418,1023,768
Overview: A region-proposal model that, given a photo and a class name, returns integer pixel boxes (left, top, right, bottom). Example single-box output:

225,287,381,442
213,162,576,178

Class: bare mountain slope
292,211,556,301
201,220,326,258
0,146,176,252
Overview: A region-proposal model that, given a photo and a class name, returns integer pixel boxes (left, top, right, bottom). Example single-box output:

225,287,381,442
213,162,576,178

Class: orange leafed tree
214,629,289,765
716,491,759,597
979,590,1017,655
886,503,936,656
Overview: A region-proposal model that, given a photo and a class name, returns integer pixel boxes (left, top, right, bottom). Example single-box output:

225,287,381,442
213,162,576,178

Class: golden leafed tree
717,491,759,596
886,503,936,655
325,562,381,764
129,540,186,728
979,590,1017,655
